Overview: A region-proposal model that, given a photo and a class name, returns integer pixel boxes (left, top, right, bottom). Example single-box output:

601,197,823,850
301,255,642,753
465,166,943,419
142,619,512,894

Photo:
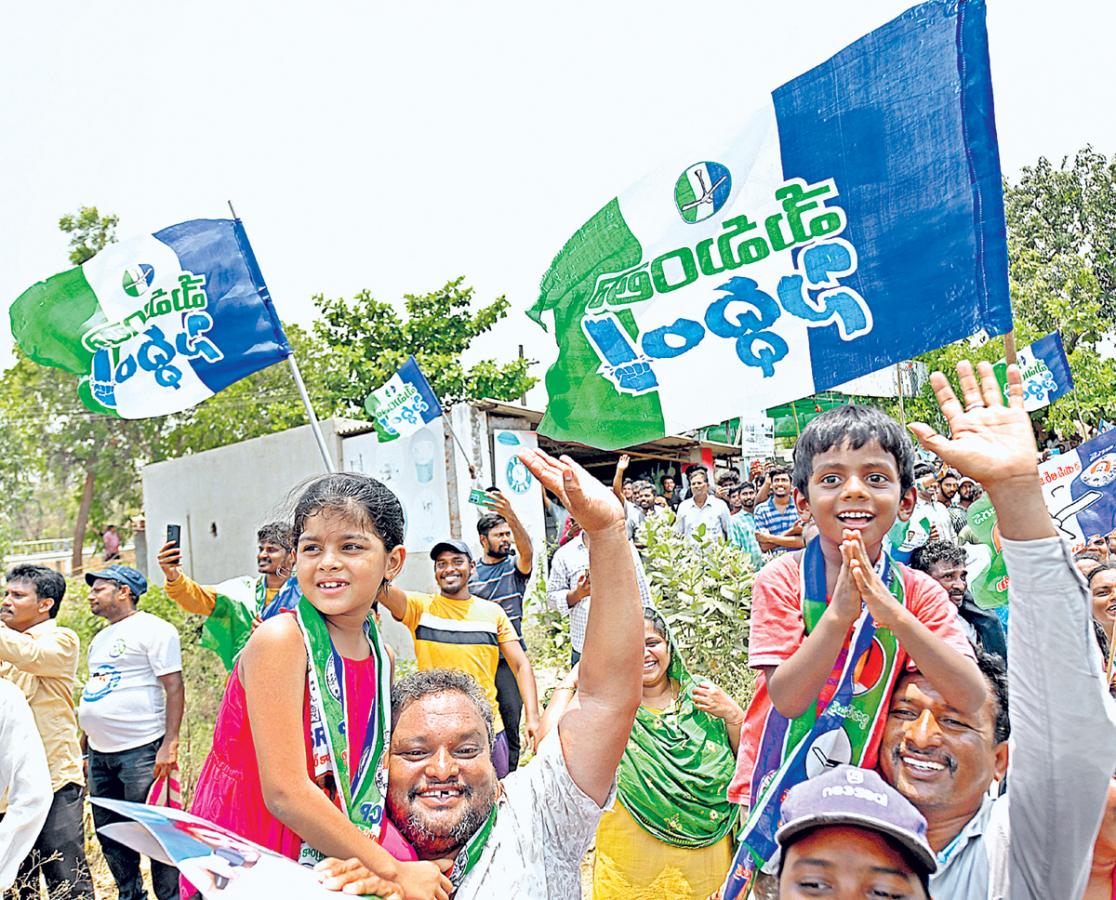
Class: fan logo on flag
1082,454,1116,489
674,161,732,223
122,263,155,297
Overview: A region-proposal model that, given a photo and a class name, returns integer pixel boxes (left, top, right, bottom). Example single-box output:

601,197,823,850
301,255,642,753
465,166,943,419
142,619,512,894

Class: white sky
2,1,1113,406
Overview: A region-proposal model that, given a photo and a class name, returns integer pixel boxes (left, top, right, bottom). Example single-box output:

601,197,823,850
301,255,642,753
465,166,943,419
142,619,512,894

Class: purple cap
776,765,936,877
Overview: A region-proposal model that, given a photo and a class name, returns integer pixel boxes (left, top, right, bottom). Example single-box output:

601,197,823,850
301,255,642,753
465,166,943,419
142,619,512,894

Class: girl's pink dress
189,651,413,860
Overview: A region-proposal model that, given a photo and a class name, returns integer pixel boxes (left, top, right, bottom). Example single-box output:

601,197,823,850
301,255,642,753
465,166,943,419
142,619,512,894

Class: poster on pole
740,415,775,457
490,430,546,557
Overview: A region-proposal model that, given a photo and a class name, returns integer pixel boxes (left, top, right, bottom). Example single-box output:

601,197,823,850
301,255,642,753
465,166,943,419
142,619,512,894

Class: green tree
162,324,334,456
313,277,536,414
58,206,119,266
0,207,167,569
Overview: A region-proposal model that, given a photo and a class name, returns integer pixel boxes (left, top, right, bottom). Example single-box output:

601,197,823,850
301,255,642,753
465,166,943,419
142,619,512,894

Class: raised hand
519,449,624,534
908,360,1037,487
692,679,744,724
157,540,183,582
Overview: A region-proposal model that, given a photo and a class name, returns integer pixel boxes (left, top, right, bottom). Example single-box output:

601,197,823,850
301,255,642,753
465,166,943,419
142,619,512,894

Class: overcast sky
3,1,1113,406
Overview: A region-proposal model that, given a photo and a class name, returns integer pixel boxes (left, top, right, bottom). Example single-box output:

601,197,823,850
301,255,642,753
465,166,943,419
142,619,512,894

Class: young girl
188,474,451,900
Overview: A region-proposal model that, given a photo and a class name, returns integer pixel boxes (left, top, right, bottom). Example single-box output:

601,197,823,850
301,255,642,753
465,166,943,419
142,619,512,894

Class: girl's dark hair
791,405,916,496
292,473,405,550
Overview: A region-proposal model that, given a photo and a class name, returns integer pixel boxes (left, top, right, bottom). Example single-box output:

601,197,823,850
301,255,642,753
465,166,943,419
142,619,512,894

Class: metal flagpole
227,200,335,473
442,413,478,480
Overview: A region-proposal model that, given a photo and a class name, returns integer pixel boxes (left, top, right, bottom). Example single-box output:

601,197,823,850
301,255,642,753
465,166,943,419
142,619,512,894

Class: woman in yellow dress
541,608,743,899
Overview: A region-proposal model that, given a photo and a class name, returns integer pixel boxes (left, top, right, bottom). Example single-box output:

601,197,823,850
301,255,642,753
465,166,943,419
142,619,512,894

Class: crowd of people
2,360,1116,900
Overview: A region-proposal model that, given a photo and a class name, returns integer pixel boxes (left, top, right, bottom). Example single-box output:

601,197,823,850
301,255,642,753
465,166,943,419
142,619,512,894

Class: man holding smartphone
157,521,295,670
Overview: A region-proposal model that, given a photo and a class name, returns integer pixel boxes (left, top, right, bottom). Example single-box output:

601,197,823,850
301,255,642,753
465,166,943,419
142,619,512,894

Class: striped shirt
470,555,531,639
753,497,801,554
729,511,764,569
545,533,654,653
401,593,519,733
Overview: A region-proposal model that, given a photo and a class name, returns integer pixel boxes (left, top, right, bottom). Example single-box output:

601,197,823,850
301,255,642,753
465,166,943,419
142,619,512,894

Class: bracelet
552,686,576,694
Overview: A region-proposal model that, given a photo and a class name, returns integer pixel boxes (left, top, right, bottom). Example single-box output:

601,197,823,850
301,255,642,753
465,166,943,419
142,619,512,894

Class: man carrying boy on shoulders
723,404,982,893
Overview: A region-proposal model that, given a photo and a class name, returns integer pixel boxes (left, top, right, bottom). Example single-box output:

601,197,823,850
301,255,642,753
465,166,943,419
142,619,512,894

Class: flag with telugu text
529,0,1011,451
993,331,1073,412
364,355,443,442
10,219,290,418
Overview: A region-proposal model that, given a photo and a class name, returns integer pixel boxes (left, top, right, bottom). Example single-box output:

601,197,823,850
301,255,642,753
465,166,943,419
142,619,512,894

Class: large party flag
529,0,1011,450
363,355,443,441
993,331,1073,411
10,219,290,418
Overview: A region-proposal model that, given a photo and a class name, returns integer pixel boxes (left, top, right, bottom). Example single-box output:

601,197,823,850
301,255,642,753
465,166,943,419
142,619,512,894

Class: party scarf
447,801,499,893
617,625,738,848
294,594,392,866
721,538,906,899
201,575,270,671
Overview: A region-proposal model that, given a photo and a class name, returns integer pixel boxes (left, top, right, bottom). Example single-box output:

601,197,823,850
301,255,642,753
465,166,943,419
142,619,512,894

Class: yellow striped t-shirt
402,593,518,733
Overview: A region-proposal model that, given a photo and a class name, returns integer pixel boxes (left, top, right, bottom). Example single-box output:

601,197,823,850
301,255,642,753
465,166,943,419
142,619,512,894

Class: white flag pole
227,201,335,473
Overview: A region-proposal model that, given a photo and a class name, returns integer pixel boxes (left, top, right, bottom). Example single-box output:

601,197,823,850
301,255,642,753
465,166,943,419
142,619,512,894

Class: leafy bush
640,513,757,705
525,516,757,707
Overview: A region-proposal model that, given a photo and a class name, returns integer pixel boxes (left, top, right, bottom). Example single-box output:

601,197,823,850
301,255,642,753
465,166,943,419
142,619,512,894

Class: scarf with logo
722,537,906,898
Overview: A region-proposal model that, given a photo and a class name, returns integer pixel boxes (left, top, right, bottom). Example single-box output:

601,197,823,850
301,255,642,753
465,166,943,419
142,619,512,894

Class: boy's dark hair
975,646,1010,744
769,466,791,480
5,565,66,618
476,514,508,538
909,541,966,574
716,471,740,487
791,405,915,496
257,521,295,553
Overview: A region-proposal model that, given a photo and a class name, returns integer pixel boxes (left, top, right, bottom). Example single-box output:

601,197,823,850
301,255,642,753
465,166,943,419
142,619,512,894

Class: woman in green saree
540,608,743,899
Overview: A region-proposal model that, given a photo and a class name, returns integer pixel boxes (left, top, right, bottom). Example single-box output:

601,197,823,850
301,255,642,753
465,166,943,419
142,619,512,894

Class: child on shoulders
723,405,983,891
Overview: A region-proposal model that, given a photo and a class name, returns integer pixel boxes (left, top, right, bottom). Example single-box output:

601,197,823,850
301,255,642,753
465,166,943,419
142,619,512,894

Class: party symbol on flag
122,263,155,298
675,161,732,223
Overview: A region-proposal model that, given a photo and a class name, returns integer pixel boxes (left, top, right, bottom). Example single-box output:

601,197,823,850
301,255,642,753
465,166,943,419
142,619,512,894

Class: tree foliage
313,277,536,414
900,147,1116,438
58,206,119,266
161,324,333,456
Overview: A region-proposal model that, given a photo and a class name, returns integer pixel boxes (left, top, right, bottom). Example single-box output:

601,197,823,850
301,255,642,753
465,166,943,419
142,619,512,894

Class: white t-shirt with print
454,729,615,899
78,611,182,753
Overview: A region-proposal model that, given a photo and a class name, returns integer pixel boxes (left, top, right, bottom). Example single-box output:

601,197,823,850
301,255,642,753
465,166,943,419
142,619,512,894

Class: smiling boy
724,405,983,885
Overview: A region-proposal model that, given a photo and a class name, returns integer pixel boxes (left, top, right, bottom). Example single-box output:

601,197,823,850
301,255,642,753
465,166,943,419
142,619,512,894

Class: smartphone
166,523,182,549
469,488,495,507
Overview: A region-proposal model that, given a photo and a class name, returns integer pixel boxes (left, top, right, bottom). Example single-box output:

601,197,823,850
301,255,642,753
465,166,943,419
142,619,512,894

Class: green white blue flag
363,356,443,442
529,0,1011,451
993,331,1073,411
10,219,290,418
